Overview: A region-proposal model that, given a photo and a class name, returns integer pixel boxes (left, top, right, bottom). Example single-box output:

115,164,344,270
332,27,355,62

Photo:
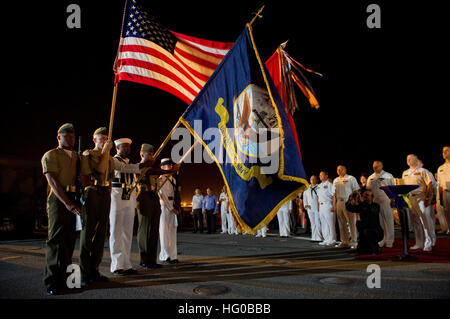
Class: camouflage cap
93,127,108,137
57,123,75,134
141,143,155,153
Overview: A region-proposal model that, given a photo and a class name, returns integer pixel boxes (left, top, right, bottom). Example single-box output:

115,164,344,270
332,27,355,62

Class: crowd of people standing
41,123,450,296
191,147,450,257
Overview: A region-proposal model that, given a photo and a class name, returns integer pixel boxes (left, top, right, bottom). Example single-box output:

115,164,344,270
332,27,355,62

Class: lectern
379,185,419,260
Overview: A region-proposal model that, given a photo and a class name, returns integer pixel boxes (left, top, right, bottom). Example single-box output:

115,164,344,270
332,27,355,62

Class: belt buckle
94,180,110,187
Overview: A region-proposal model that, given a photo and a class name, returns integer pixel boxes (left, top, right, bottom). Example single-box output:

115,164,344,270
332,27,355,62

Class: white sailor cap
114,138,132,146
160,158,175,166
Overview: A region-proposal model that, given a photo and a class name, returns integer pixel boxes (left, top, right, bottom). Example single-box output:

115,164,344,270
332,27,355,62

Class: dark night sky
2,0,448,202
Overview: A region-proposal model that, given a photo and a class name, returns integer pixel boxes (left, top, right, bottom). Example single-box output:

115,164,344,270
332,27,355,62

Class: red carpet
355,237,450,263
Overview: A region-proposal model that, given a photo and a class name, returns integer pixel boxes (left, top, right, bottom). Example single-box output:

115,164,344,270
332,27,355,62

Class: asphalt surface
1,230,450,299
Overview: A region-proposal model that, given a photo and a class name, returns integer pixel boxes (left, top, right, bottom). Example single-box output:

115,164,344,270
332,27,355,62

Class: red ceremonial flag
265,47,322,159
265,48,302,158
114,0,234,104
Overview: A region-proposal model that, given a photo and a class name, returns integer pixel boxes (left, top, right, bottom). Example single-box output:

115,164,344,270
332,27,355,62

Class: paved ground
1,230,450,299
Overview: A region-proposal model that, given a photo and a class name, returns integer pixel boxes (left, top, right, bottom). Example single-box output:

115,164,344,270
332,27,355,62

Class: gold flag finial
249,5,265,26
279,40,289,49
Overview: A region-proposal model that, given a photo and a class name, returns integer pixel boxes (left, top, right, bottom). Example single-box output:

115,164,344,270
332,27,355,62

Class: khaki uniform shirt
80,149,115,184
333,174,360,201
367,170,394,202
41,147,77,190
402,167,432,200
437,163,450,192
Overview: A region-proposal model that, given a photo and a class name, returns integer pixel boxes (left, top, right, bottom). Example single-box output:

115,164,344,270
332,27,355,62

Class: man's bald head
337,165,347,177
443,146,450,161
373,161,383,174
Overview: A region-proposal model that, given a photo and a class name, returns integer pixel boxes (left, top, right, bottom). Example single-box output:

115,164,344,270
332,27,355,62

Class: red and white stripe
115,32,234,104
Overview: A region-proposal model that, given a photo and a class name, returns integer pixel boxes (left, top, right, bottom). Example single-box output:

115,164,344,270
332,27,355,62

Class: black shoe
193,230,197,233
113,269,126,276
140,262,149,269
169,259,179,264
123,268,138,275
140,262,162,269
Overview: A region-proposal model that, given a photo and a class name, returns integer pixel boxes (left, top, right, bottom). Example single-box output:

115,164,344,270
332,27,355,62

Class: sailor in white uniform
110,138,141,275
158,158,179,264
302,175,323,242
367,161,395,248
401,154,434,251
437,146,450,235
226,196,238,235
219,186,229,234
277,201,292,237
333,165,360,249
316,171,337,246
256,225,267,237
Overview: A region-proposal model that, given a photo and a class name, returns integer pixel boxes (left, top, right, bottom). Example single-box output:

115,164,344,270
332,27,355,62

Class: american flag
114,0,234,104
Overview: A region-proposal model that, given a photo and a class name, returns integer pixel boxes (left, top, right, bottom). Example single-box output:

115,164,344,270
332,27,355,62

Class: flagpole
108,82,119,139
156,139,199,192
153,120,181,160
103,81,119,181
178,139,199,164
130,139,199,197
108,0,128,140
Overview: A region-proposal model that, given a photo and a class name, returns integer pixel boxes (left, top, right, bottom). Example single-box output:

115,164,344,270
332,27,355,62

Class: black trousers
192,208,204,233
206,209,216,234
356,223,383,254
289,212,297,234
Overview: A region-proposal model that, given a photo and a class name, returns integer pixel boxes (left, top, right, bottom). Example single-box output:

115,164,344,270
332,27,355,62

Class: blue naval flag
180,25,309,233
